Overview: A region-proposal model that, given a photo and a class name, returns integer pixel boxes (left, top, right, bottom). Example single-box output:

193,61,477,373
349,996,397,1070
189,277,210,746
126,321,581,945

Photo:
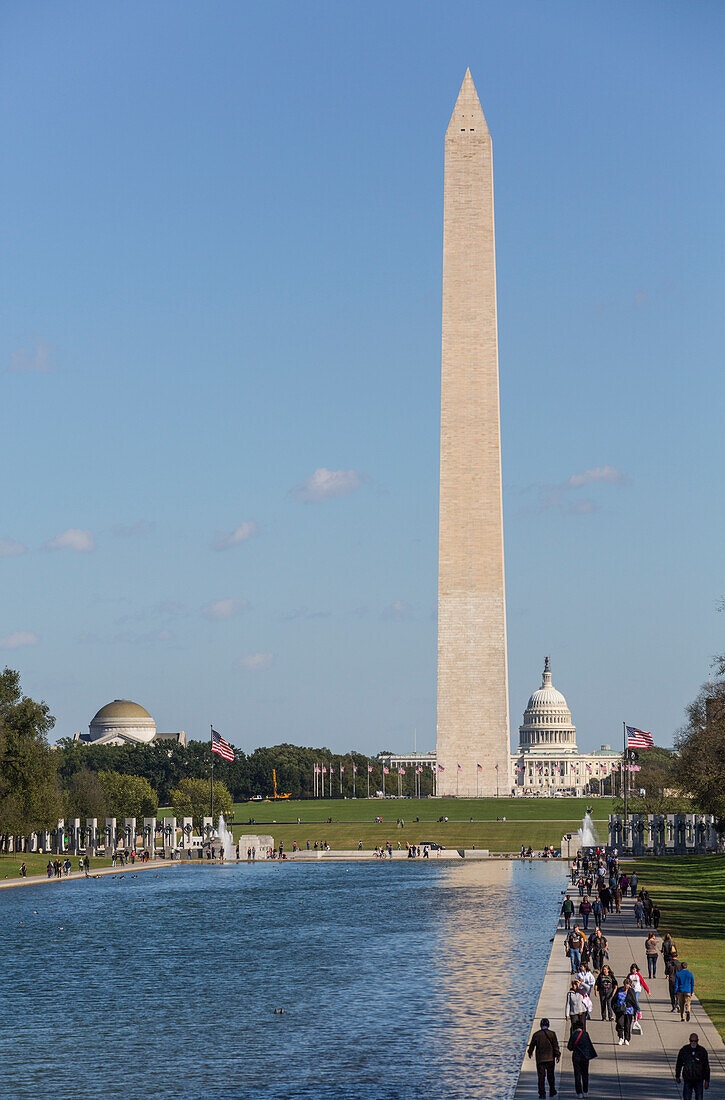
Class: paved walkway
514,881,725,1099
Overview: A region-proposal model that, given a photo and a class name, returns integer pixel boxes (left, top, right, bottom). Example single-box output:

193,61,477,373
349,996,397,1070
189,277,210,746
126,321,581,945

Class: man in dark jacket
527,1018,560,1098
665,951,681,1011
676,1033,710,1100
562,895,574,930
567,1026,597,1096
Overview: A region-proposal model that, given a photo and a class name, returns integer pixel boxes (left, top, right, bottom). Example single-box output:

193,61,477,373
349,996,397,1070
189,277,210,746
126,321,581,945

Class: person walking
676,1033,711,1100
567,926,585,973
662,932,678,964
633,898,645,927
613,978,638,1045
591,897,603,928
568,1024,597,1097
666,951,682,1012
652,904,661,930
614,882,623,913
579,897,592,930
562,895,575,930
675,962,695,1022
629,872,638,897
628,964,650,1032
588,927,607,972
645,930,660,979
527,1017,561,1099
565,980,589,1035
594,965,617,1021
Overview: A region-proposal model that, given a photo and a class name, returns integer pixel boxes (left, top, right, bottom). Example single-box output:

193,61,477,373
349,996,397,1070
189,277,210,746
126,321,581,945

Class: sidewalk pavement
514,879,725,1099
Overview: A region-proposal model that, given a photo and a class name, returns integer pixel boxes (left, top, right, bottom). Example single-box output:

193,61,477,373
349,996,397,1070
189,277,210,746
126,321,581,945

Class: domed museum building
74,699,186,747
511,658,619,793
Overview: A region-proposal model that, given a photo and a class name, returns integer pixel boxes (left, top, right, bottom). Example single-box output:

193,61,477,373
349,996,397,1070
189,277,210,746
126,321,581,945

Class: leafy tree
100,771,158,820
64,768,107,820
170,777,232,829
673,678,725,818
0,668,62,834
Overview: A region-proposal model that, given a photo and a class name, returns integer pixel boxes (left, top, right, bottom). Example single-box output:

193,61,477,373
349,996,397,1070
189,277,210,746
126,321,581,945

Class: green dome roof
91,699,153,722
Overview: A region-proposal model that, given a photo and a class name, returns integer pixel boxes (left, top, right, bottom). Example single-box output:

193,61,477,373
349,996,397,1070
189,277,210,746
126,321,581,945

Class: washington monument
436,70,511,797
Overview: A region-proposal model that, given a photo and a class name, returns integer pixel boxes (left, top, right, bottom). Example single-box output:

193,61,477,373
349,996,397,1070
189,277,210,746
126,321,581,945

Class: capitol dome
518,657,576,752
88,699,157,745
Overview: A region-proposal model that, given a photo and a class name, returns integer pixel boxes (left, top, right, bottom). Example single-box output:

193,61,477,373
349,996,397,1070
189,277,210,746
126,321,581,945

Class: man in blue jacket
675,961,695,1021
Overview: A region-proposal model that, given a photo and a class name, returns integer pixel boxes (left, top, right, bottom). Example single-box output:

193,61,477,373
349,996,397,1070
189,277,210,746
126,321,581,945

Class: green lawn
625,856,725,1041
226,796,611,852
0,853,113,881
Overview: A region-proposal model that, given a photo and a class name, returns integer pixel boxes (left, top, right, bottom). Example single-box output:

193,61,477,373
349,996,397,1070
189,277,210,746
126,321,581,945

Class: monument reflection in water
0,860,563,1100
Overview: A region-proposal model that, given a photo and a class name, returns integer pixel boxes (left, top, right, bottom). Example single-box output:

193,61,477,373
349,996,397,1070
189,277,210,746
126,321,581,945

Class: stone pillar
181,817,193,850
202,816,213,844
104,818,116,853
28,833,38,853
163,816,177,856
86,818,97,855
40,830,51,853
143,817,156,855
630,814,644,857
684,814,695,850
55,819,66,854
69,818,81,853
123,817,136,851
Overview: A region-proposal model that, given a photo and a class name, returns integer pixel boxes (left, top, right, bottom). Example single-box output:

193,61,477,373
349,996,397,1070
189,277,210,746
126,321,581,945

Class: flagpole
623,720,628,843
210,724,214,825
367,765,370,800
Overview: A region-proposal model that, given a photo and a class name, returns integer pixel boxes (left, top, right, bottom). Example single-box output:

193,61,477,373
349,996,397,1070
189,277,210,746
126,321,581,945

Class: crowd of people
527,847,712,1100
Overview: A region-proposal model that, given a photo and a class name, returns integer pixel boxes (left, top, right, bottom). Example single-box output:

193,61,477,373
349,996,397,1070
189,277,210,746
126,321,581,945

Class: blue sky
1,1,723,753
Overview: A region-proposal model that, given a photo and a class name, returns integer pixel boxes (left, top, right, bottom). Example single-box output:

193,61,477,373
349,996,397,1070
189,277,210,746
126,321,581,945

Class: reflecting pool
0,859,564,1099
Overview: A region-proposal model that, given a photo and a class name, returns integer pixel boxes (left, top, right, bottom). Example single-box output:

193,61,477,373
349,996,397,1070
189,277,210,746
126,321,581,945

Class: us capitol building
384,657,620,795
511,657,619,793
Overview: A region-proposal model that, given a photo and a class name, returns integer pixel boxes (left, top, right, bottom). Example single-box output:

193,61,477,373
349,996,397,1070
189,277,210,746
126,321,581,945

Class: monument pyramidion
436,71,511,798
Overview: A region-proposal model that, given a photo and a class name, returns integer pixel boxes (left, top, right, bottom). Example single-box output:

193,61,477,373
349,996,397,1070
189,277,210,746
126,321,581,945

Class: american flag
438,764,445,772
340,766,344,774
627,726,654,749
211,728,234,761
457,763,462,771
383,766,390,775
368,765,373,774
399,767,405,775
353,765,357,774
477,763,483,772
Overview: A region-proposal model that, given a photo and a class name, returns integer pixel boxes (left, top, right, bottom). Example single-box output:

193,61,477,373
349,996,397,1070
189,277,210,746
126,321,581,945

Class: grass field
0,853,113,881
227,796,612,852
625,855,725,1041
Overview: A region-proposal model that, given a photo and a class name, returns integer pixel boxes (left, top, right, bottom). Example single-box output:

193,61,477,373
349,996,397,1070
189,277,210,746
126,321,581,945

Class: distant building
73,699,186,747
511,658,619,793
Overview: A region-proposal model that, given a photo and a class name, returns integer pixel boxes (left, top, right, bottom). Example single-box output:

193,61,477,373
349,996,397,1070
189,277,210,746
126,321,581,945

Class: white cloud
0,538,26,558
568,465,625,488
0,631,38,649
236,652,275,671
204,598,248,621
45,528,95,552
212,521,259,551
7,337,57,374
290,468,364,503
381,600,413,622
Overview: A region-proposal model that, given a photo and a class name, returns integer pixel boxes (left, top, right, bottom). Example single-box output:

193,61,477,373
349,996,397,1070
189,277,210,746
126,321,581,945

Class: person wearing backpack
526,1017,561,1099
665,951,682,1012
567,1024,597,1096
613,978,638,1045
676,1032,710,1100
